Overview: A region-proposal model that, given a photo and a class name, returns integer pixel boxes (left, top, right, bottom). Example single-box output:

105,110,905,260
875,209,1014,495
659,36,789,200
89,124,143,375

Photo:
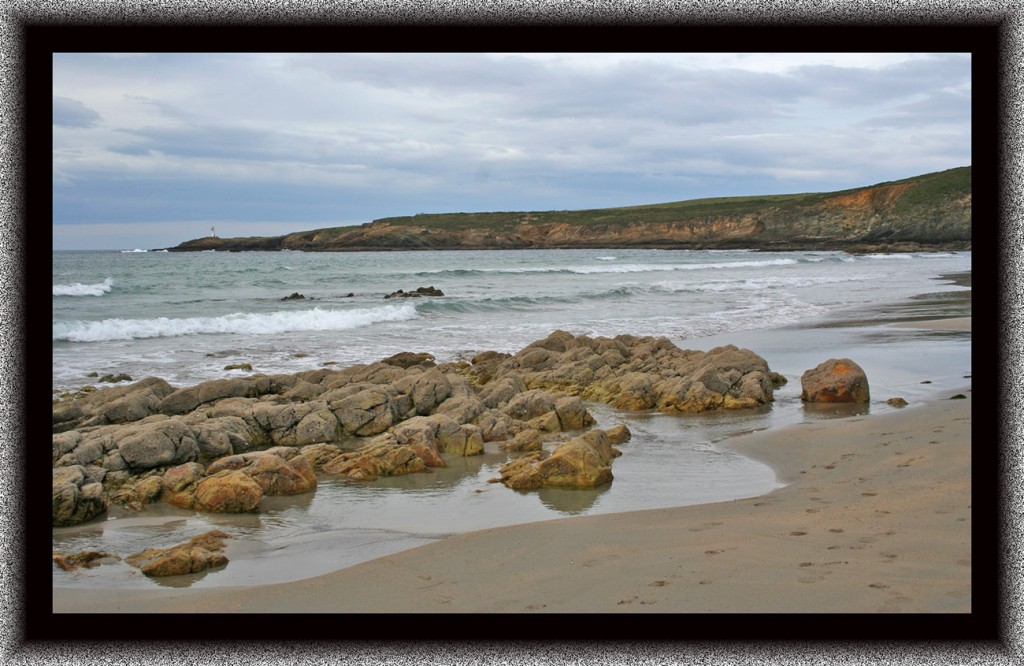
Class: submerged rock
384,286,445,299
125,530,231,577
53,550,121,571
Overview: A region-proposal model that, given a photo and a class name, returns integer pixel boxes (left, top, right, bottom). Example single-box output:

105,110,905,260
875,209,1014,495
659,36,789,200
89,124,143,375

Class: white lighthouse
210,226,217,238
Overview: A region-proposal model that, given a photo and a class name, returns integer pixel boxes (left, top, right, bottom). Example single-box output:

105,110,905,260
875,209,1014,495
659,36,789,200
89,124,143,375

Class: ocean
51,247,972,589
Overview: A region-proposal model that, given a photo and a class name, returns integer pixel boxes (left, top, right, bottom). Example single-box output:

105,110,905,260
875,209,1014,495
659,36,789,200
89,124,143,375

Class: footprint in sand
688,522,723,532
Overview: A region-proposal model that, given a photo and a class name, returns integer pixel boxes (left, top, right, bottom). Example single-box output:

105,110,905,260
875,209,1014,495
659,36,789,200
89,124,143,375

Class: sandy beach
52,318,972,615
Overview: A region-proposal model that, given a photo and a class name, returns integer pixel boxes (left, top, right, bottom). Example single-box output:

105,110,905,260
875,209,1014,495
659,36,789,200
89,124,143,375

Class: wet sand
53,320,972,613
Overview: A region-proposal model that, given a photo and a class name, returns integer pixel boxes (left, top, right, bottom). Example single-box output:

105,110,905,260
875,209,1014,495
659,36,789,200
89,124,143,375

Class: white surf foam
53,302,420,342
53,277,115,297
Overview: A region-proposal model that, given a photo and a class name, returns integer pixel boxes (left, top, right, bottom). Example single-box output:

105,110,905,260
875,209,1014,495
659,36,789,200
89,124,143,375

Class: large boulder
800,358,870,403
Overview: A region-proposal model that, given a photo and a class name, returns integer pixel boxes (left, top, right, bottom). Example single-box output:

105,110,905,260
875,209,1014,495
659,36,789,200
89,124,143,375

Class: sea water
51,248,972,588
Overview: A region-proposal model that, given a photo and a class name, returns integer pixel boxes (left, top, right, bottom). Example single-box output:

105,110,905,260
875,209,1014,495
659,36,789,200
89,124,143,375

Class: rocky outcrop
52,330,782,523
168,167,970,253
800,358,870,404
460,330,785,414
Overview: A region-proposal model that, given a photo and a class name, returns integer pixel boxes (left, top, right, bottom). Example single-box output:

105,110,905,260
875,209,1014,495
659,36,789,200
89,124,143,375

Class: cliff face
170,166,971,253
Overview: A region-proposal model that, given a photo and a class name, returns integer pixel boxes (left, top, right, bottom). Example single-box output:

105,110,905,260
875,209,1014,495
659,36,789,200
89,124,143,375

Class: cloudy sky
52,52,971,250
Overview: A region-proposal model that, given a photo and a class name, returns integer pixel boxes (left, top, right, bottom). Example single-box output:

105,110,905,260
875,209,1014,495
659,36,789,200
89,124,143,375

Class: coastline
53,320,972,613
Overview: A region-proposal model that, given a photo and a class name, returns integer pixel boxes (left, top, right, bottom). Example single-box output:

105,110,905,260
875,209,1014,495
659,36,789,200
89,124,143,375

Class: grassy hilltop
170,166,971,253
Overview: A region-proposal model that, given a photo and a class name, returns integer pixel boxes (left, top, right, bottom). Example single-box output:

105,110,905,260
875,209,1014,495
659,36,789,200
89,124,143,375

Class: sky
51,52,972,251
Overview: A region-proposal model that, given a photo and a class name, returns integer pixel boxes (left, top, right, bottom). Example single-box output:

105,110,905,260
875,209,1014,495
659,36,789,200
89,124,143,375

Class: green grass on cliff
172,166,970,250
369,166,970,232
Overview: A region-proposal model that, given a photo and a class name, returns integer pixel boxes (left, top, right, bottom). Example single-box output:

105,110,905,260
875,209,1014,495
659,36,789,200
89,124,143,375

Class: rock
53,550,121,571
187,470,264,513
384,286,444,299
330,387,397,436
496,429,622,490
498,428,543,453
115,420,200,470
529,410,562,433
206,452,317,496
321,435,429,481
125,530,231,577
188,415,260,460
298,442,346,470
53,466,108,526
434,394,487,424
251,401,341,447
478,375,528,409
502,389,558,421
98,373,133,383
394,369,452,416
606,424,632,445
886,397,909,407
161,462,207,494
465,333,781,415
52,376,175,432
223,363,253,372
554,395,595,431
381,352,436,369
800,358,870,403
281,292,306,300
158,374,297,415
476,410,524,442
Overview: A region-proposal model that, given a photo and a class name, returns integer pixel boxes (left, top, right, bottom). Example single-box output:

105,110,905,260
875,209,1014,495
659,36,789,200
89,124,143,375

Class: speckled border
4,2,1020,664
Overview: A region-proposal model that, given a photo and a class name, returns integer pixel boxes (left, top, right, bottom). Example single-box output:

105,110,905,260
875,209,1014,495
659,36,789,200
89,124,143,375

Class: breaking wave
53,302,419,342
414,257,799,278
53,277,114,297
